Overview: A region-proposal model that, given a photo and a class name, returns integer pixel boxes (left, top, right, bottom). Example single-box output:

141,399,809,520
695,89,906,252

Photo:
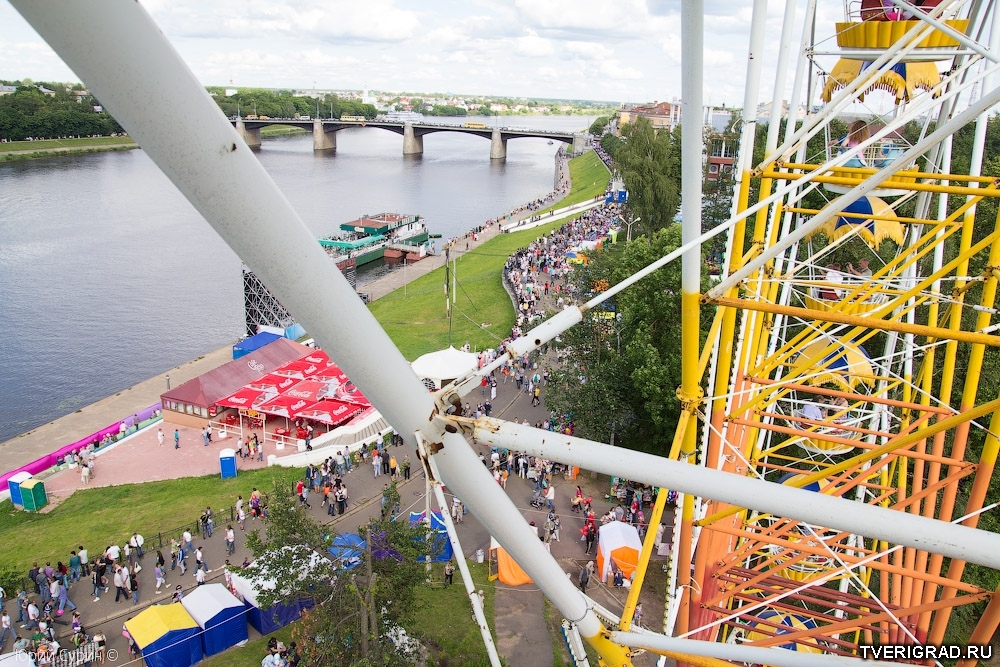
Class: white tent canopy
180,583,243,627
411,346,478,389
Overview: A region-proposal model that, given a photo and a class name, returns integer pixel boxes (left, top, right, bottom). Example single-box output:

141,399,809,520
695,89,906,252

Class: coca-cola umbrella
247,374,299,394
256,394,314,420
272,350,331,380
296,400,364,427
216,386,266,410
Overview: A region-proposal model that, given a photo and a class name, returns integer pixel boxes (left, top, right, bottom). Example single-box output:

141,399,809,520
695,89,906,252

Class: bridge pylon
402,123,423,156
490,129,507,160
235,119,260,149
313,119,336,152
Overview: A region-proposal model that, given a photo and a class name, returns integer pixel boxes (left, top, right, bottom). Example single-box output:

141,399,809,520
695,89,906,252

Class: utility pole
444,246,452,346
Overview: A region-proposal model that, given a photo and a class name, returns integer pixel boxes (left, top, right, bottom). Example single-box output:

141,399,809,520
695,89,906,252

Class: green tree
589,115,611,135
613,117,682,234
243,479,428,666
547,226,713,453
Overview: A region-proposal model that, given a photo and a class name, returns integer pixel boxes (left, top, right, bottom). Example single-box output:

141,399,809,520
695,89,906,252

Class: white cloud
515,31,555,57
0,0,833,106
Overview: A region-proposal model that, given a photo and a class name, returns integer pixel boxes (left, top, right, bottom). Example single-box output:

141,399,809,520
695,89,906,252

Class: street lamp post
237,98,241,119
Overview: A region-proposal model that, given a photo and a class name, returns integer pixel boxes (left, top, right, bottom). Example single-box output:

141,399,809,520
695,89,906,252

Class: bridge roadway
232,118,590,159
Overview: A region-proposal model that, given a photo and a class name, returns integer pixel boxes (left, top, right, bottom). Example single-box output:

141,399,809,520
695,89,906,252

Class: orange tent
489,537,533,586
596,521,643,583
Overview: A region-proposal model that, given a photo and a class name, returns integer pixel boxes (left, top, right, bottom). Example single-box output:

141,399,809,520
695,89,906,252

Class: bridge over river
232,118,590,159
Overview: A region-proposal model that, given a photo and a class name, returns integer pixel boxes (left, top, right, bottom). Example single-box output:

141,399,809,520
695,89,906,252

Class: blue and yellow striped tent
125,603,203,667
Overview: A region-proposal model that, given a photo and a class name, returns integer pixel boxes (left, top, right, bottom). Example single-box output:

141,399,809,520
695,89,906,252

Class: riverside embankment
0,148,608,473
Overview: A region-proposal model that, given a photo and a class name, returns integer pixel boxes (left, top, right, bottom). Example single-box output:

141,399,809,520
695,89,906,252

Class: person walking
174,429,180,449
194,547,210,573
585,522,597,555
154,564,166,594
55,579,76,615
113,568,127,603
444,561,455,586
157,428,164,446
130,571,140,605
578,564,590,594
0,609,12,647
225,526,236,555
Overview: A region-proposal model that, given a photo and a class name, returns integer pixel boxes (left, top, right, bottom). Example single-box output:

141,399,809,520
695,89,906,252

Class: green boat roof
318,234,385,250
339,213,419,235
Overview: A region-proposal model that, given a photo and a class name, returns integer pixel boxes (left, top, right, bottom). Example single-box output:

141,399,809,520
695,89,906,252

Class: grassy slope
0,467,301,574
0,136,136,153
200,626,294,667
369,150,609,360
408,562,497,666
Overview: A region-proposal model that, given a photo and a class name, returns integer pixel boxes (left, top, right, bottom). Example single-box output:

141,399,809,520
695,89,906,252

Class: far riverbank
0,135,137,162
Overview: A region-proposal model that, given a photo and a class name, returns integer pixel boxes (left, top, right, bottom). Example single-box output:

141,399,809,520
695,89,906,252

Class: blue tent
409,511,454,563
228,549,324,635
328,533,365,570
229,567,312,635
125,604,203,667
233,331,282,359
181,583,248,657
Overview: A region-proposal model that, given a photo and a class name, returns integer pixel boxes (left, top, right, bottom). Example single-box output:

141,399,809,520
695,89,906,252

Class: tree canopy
242,479,430,666
0,81,123,141
206,87,377,120
546,226,713,454
602,117,682,235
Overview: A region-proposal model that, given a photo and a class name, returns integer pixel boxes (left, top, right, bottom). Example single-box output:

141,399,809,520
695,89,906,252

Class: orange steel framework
669,1,1000,664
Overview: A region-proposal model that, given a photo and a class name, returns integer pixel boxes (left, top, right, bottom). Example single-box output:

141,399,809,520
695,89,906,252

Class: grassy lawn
200,626,294,667
0,466,301,578
261,125,308,137
0,136,136,153
541,150,610,213
369,151,610,360
408,561,498,667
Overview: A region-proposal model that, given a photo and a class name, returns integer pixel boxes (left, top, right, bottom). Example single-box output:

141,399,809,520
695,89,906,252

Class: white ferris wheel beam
464,417,1000,571
610,631,904,667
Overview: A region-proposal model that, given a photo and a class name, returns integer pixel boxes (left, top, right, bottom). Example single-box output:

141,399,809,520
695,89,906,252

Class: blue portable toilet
7,472,32,509
220,448,237,479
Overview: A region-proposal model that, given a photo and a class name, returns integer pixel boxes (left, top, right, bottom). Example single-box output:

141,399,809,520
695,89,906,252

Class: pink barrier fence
0,402,162,493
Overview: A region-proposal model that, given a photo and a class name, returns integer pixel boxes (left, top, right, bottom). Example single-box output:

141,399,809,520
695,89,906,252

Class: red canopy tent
296,400,364,426
216,386,266,410
272,352,330,380
281,379,332,404
247,374,298,394
256,394,314,420
332,380,371,407
313,364,349,385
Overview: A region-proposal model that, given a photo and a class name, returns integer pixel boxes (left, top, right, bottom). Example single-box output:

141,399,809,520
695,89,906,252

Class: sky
0,0,846,108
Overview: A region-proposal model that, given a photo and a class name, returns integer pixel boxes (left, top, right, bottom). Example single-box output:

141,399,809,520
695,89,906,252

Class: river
0,115,594,443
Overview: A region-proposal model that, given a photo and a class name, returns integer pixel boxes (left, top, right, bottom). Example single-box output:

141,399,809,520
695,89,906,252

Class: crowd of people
502,198,621,339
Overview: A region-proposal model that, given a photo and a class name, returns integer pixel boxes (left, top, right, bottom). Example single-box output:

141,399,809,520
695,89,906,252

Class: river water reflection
0,115,594,442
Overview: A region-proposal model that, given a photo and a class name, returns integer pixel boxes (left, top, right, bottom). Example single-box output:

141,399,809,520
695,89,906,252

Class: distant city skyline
0,1,844,109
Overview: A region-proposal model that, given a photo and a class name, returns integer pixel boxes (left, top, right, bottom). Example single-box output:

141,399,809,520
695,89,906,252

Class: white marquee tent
411,346,478,390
